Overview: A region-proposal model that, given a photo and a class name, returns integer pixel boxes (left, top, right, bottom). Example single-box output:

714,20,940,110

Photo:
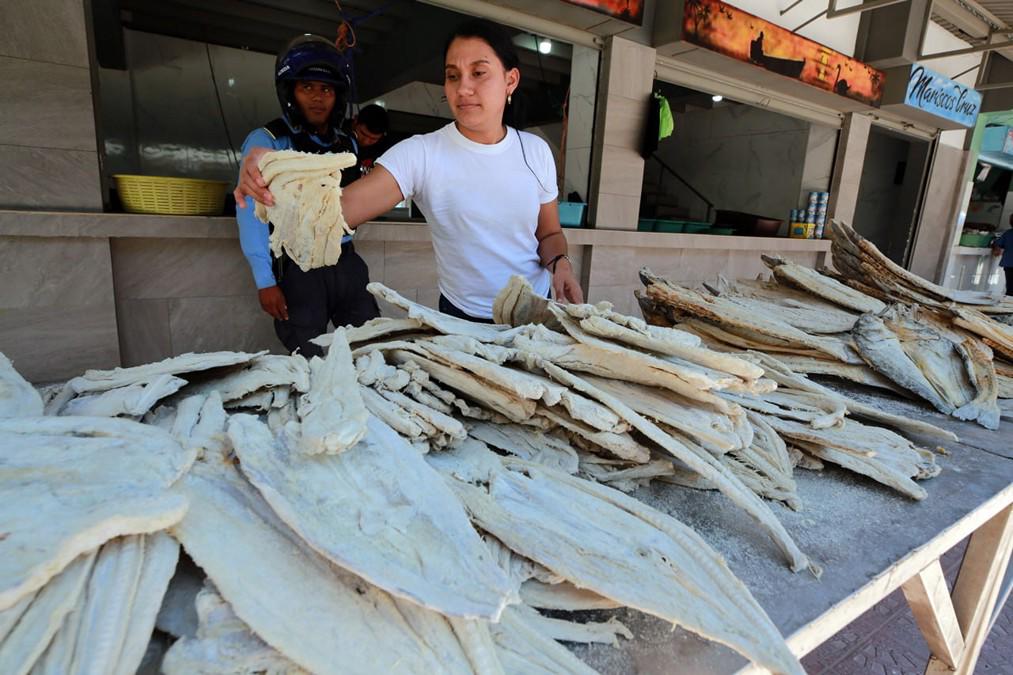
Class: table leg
916,504,1013,675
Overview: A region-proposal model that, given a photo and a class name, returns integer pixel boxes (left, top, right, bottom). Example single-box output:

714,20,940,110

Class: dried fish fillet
0,354,42,417
429,443,804,675
255,150,356,272
762,255,886,314
0,417,193,610
162,585,307,675
297,329,367,455
229,414,515,620
0,551,94,675
171,455,468,674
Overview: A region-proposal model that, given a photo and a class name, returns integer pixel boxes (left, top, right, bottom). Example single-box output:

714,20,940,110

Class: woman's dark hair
443,19,526,128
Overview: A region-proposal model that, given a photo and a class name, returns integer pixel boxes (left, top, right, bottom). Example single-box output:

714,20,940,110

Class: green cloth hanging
656,93,674,140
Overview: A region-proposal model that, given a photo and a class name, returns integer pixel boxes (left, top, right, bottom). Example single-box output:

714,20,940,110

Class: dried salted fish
255,150,356,272
532,361,816,576
171,454,471,674
762,254,886,314
642,268,858,363
853,312,957,415
0,551,94,675
296,329,367,455
0,354,42,417
489,606,599,675
47,351,262,415
162,584,308,675
429,442,804,675
468,421,579,474
230,414,515,620
0,417,193,611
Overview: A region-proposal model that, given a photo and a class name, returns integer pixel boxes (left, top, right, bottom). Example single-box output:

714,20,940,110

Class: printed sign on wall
561,0,644,25
682,0,885,106
905,63,980,128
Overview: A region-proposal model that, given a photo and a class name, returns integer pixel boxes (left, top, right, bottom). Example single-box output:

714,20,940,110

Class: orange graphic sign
562,0,644,25
683,0,884,106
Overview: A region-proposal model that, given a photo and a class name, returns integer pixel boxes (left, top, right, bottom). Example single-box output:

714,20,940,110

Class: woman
235,19,583,322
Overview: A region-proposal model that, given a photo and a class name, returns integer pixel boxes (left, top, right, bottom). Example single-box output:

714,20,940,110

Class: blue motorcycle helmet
275,34,350,131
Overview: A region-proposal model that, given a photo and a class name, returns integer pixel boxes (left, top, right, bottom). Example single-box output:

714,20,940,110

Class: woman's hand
233,147,274,209
552,259,584,304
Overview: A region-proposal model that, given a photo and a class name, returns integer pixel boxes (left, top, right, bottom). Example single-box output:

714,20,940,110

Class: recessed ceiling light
538,38,552,54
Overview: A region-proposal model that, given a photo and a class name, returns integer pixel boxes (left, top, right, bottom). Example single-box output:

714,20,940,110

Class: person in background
236,34,379,357
991,215,1013,296
344,103,389,175
236,19,583,322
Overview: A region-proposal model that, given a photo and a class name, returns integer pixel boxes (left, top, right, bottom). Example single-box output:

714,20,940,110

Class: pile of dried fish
1,264,966,675
638,220,1012,431
0,299,813,675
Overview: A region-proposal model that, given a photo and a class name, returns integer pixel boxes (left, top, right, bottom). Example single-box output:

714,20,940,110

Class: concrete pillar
586,36,655,231
827,113,871,228
562,45,599,203
0,0,102,210
909,140,971,282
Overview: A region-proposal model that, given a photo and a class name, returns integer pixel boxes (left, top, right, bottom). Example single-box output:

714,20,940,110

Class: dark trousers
1006,267,1012,296
275,243,379,357
438,294,495,324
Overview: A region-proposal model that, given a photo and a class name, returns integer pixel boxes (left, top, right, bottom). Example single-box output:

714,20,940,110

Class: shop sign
904,63,980,128
561,0,644,25
682,0,885,107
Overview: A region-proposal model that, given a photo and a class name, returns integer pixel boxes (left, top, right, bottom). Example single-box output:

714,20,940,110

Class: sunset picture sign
562,0,644,25
683,0,884,106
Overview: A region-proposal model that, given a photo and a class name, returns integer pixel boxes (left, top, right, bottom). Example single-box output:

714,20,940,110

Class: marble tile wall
110,238,280,367
910,143,970,282
0,0,101,211
0,236,119,382
800,124,839,199
828,113,871,227
589,37,655,230
563,45,600,203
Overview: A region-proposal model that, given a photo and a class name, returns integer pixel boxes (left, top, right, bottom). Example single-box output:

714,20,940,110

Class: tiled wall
588,37,656,230
0,236,119,382
0,0,101,210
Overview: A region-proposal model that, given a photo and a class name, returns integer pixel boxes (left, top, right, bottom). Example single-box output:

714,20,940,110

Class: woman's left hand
552,259,584,304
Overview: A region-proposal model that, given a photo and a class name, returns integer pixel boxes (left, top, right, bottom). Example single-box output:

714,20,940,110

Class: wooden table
572,387,1013,674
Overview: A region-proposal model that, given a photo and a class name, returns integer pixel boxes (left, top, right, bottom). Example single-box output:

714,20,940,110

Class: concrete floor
802,540,1013,675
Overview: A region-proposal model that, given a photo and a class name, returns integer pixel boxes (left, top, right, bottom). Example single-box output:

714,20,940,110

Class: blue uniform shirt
993,229,1013,268
236,121,356,289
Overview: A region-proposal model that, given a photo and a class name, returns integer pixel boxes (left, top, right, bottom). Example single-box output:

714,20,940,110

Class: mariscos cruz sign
905,63,981,128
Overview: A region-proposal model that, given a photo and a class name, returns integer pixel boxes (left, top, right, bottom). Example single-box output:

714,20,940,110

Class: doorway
853,126,932,266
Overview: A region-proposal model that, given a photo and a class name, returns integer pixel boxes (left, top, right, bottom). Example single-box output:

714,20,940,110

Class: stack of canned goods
788,192,830,239
808,191,829,238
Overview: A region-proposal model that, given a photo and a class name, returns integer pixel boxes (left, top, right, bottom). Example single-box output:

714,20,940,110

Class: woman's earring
507,93,512,105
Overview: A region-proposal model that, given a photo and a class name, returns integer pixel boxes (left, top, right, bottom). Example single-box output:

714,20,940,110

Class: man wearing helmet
236,34,379,357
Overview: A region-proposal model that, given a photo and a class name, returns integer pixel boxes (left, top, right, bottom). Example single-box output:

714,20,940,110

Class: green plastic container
682,222,711,234
959,232,992,248
654,219,685,233
637,218,657,232
708,227,737,235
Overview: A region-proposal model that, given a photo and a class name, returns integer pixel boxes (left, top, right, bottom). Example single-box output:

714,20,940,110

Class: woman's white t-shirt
377,122,557,318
